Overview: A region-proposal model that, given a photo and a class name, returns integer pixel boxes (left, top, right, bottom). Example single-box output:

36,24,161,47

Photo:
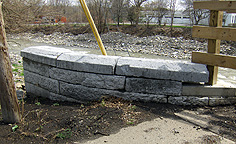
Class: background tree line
2,0,210,33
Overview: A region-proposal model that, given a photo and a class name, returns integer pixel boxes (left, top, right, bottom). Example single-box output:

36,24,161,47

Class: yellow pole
79,0,107,56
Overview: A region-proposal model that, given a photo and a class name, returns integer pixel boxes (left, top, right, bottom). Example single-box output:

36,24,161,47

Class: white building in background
225,13,236,26
141,10,236,26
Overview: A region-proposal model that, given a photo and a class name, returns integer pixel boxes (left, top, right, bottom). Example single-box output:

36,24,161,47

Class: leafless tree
2,0,46,31
111,0,127,26
182,0,210,25
170,0,176,36
130,0,148,26
87,0,110,33
143,0,168,26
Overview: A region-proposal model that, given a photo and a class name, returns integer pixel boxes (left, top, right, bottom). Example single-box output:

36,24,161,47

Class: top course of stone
21,46,209,83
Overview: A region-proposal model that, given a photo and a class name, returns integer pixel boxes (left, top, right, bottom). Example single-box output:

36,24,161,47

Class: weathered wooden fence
192,0,236,85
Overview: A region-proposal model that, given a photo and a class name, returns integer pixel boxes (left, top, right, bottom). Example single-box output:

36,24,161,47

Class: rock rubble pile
9,32,236,60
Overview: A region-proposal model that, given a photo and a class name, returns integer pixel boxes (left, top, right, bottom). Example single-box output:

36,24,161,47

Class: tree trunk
0,2,21,124
135,7,140,27
118,16,120,26
158,19,161,26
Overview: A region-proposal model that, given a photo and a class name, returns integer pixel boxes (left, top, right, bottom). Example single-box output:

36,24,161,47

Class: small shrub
100,99,106,107
53,103,59,106
12,125,19,132
35,102,41,106
56,129,72,139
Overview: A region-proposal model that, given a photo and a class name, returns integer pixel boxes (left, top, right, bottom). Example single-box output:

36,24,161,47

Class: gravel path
8,32,236,60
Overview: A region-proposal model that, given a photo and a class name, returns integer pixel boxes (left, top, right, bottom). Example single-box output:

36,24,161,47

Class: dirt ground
0,95,235,144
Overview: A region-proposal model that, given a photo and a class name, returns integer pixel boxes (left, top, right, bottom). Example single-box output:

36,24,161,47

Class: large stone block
57,53,120,74
21,46,71,66
125,78,182,95
24,71,59,93
168,96,209,106
25,82,80,103
59,82,107,101
23,58,52,77
49,68,125,90
115,92,167,103
116,57,209,83
25,82,50,98
59,81,167,103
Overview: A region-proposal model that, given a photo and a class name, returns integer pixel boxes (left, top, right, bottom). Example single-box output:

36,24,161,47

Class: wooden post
207,2,223,85
0,1,21,123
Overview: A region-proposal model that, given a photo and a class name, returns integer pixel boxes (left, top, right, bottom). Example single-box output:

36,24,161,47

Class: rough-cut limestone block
23,58,52,77
116,57,209,83
125,78,182,95
57,53,120,74
21,46,71,66
24,71,59,93
25,82,50,98
209,97,236,106
25,82,80,103
59,81,168,103
115,92,167,103
168,96,209,106
59,82,108,101
49,67,125,90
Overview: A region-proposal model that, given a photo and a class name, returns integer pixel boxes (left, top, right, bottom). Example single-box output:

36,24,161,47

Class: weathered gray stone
118,93,167,103
59,82,108,101
49,67,125,90
21,46,71,66
168,96,209,106
24,71,59,93
25,82,50,98
59,81,167,103
116,57,209,83
209,97,236,106
16,90,25,100
23,58,52,77
57,53,120,74
125,78,182,95
25,82,81,103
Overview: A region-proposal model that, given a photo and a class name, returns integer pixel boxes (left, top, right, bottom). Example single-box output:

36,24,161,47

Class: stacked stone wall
21,46,236,106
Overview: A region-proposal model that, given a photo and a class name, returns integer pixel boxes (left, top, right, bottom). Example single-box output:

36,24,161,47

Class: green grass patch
56,129,72,139
127,121,134,125
12,125,19,132
35,102,41,106
12,68,19,72
12,63,22,67
100,99,106,107
20,72,24,76
53,103,60,106
130,105,137,111
165,25,192,28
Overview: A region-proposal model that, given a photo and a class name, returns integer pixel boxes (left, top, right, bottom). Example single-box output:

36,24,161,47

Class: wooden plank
192,26,236,41
193,1,236,12
192,52,236,70
227,10,236,13
207,10,223,85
